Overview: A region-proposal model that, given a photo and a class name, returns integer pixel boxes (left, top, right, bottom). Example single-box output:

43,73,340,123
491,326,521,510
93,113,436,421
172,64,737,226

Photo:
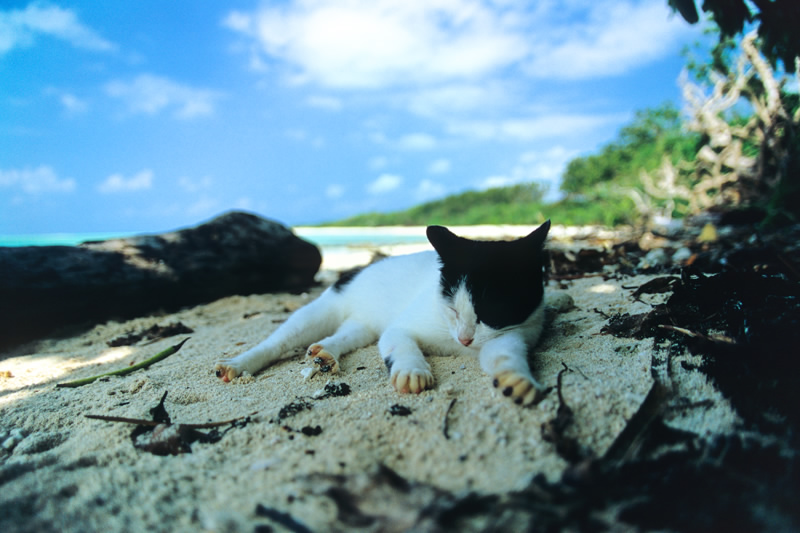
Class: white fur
215,250,546,402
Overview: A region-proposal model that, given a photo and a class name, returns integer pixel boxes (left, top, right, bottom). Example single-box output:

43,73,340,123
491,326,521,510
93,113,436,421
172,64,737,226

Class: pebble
441,384,457,396
672,246,693,264
200,511,246,533
547,292,576,313
638,248,669,269
1,428,26,452
249,458,280,471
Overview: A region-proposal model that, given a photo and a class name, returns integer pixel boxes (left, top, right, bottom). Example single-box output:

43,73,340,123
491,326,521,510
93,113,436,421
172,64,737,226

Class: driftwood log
0,211,321,350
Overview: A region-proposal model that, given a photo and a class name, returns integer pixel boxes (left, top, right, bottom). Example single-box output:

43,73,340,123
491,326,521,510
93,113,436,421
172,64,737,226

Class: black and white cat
215,220,551,406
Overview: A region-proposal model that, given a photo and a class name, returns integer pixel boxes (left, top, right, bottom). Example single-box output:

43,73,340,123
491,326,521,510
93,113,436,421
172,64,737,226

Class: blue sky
1,0,704,234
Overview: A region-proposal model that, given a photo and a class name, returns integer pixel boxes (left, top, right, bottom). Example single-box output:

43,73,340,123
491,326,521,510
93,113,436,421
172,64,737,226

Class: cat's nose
459,337,473,346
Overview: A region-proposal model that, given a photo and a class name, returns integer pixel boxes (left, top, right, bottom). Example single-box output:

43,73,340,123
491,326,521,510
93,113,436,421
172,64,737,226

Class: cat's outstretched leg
379,328,434,394
306,319,377,374
215,291,342,382
479,333,543,406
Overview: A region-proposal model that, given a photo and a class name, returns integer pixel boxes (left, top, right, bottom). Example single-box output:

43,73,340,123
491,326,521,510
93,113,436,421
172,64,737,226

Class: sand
0,229,739,532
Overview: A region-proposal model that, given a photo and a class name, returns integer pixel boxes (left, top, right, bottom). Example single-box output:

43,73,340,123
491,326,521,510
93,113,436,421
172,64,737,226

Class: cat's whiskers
483,323,524,341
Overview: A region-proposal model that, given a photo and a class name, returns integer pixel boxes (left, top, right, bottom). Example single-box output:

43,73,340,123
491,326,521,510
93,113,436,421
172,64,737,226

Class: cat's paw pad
492,370,541,406
214,360,241,383
391,369,434,394
306,344,339,374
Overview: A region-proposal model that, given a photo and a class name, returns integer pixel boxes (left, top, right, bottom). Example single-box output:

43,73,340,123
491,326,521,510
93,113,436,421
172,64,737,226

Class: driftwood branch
0,211,321,350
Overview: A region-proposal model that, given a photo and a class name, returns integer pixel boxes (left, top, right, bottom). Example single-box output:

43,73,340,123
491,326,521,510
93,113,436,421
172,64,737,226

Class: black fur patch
384,355,394,374
333,267,363,293
427,221,550,330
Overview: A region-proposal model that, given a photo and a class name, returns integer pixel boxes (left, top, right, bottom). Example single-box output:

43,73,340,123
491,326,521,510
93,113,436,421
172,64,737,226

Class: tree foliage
560,104,698,195
326,183,548,227
669,0,800,73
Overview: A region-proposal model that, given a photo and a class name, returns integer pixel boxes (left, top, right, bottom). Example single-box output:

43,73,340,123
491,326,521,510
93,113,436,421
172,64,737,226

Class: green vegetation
560,105,699,194
326,183,549,226
325,103,698,227
669,0,800,74
556,104,700,225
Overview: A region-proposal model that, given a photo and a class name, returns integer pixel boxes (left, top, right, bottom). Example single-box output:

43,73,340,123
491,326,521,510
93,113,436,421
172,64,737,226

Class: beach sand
0,228,739,532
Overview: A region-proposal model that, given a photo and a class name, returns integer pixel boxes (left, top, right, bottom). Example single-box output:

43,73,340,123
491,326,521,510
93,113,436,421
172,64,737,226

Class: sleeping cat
215,220,551,406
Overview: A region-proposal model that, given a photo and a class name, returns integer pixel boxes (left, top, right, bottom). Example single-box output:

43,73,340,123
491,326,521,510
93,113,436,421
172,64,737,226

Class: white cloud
448,113,626,141
368,156,389,170
223,11,250,33
98,169,153,194
45,88,88,114
59,92,87,113
475,146,578,200
178,176,213,193
427,158,451,174
0,165,75,194
224,0,526,89
479,174,516,190
285,127,325,147
325,184,345,199
407,82,512,117
368,130,388,145
306,95,343,111
0,2,115,56
367,173,402,195
416,179,446,201
186,195,219,217
525,2,693,80
234,196,254,211
224,1,692,89
105,74,222,119
397,132,437,150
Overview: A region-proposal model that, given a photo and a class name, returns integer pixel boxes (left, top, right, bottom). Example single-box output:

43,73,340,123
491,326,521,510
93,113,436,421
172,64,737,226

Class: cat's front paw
214,360,241,383
391,369,435,394
307,344,340,374
493,370,542,406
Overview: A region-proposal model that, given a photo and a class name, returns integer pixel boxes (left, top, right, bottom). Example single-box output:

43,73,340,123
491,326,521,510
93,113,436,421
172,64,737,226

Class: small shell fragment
250,458,280,471
300,367,318,380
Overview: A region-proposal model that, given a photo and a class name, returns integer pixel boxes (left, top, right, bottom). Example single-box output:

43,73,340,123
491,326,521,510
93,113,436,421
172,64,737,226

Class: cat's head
426,220,550,347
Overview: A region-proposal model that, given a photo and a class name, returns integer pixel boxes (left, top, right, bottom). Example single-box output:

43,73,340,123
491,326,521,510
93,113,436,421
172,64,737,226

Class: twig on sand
442,398,457,439
56,338,190,388
84,412,253,429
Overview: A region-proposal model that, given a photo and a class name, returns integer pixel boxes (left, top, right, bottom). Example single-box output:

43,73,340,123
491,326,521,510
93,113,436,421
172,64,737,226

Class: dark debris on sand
308,218,800,532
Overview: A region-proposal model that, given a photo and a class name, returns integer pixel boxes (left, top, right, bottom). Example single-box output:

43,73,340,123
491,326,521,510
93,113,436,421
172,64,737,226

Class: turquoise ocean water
0,228,429,249
0,233,134,247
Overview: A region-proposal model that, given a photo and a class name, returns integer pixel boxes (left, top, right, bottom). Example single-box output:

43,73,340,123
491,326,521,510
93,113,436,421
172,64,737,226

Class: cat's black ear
523,219,551,248
426,225,459,257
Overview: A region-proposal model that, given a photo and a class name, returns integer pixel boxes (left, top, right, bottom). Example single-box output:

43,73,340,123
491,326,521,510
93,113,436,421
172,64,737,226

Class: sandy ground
0,229,739,532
